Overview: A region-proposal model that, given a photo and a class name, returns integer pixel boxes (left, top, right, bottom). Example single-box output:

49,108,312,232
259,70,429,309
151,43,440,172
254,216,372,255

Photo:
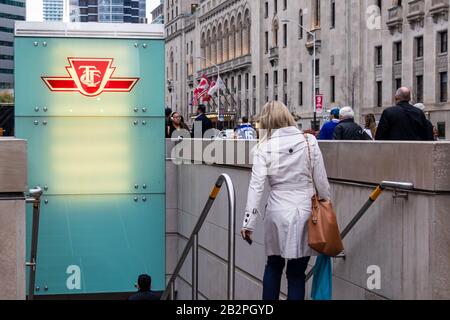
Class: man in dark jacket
333,106,371,140
128,274,161,301
191,105,213,138
375,87,434,141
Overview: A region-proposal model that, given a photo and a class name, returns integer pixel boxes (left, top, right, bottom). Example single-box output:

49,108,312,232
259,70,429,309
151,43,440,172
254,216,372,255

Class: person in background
167,111,190,138
375,87,433,141
241,101,331,300
363,113,377,140
191,105,213,138
165,107,172,138
318,108,340,140
128,274,160,301
414,103,435,141
333,107,371,140
236,116,257,140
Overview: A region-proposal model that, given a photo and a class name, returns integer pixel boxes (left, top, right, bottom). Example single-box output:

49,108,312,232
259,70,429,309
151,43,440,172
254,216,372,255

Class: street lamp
281,19,318,131
195,56,222,123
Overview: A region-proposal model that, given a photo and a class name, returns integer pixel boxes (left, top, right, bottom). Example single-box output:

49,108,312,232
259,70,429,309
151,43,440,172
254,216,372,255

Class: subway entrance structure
14,22,165,298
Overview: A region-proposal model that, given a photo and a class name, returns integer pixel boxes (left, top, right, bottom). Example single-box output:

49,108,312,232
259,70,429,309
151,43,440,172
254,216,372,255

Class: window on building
330,0,336,29
416,75,423,103
437,122,446,140
313,0,321,28
265,2,269,18
375,46,383,65
415,36,423,58
238,75,242,92
394,41,402,62
440,72,448,102
265,73,269,88
245,73,249,90
283,23,287,47
253,75,256,89
299,10,304,39
283,0,287,10
439,30,448,53
315,59,320,76
299,82,304,106
283,69,288,85
274,0,278,14
376,81,382,107
274,70,278,86
395,78,402,91
330,76,335,102
265,31,269,53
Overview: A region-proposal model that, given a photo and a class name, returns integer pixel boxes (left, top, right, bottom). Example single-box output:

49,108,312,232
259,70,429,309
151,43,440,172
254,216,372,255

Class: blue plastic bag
311,255,332,300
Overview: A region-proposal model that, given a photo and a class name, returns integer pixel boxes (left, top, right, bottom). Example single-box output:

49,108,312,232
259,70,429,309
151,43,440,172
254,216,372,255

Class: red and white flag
193,75,211,105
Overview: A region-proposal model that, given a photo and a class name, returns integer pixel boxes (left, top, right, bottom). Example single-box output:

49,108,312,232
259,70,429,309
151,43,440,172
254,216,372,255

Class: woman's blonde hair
258,101,297,142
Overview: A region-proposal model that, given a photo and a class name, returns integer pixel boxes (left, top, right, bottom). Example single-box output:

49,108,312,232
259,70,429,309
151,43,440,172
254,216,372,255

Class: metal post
192,234,199,300
25,187,43,300
312,32,317,131
170,281,175,300
225,175,236,300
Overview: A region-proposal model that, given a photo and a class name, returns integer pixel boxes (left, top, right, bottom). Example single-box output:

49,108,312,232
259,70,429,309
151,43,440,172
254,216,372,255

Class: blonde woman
240,101,331,300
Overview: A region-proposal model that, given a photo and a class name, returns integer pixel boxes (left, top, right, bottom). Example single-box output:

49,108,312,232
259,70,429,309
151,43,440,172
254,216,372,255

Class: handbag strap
304,133,318,198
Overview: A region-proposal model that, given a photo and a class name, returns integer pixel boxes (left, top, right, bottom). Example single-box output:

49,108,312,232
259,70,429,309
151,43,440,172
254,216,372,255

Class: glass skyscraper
0,0,26,90
70,0,146,23
43,0,64,21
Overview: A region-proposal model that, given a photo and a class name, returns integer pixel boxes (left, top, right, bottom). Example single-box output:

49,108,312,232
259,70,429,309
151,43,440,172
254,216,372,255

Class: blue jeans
262,255,310,300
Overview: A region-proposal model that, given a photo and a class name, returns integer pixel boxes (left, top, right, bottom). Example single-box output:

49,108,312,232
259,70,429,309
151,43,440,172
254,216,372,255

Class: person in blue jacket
318,108,340,140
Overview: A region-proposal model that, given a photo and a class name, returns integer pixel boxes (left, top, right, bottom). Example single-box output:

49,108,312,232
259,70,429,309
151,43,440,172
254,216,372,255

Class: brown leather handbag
304,134,344,257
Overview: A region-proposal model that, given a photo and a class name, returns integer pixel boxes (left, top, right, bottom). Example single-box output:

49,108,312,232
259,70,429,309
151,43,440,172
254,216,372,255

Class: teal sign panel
15,35,165,296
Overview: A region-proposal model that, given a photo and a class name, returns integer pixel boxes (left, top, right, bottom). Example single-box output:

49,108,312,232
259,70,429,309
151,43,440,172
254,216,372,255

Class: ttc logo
42,58,140,97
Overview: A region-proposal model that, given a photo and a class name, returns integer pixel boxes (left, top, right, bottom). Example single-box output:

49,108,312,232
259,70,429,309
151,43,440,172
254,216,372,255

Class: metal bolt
44,186,48,191
36,286,40,291
142,197,147,202
134,107,139,112
34,120,39,126
44,286,48,291
33,42,38,47
42,121,47,126
42,42,47,47
143,43,147,48
142,107,147,112
134,197,138,202
134,184,139,189
44,200,48,205
134,43,138,47
43,107,48,112
133,120,138,125
143,184,147,189
34,107,40,112
142,120,147,125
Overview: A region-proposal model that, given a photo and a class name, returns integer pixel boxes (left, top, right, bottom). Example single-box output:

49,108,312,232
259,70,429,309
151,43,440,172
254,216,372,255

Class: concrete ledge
0,138,27,193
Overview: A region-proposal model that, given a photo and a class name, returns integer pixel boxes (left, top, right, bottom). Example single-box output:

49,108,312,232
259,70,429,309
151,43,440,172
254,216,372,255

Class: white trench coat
242,126,331,259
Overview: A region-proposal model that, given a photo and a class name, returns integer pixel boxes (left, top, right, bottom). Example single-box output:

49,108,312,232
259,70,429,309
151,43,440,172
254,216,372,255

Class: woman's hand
240,228,253,245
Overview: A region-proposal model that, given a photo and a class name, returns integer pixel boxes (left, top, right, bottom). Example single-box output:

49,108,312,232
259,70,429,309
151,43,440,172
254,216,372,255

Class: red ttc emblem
42,58,140,97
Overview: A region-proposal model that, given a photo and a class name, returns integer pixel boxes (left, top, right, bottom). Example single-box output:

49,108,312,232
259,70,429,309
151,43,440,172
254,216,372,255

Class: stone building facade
165,0,449,138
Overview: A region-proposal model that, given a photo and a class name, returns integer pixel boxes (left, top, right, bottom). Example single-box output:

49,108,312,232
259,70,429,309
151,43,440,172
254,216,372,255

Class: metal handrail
161,174,236,300
305,180,414,282
25,186,43,300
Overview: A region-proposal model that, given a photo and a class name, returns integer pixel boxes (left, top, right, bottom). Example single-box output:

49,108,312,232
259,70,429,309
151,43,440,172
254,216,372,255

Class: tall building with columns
165,0,449,138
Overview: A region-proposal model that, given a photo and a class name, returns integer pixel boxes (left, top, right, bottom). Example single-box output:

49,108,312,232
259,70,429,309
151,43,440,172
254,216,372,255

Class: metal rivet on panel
134,184,139,189
142,107,147,112
44,286,48,291
42,121,47,126
44,200,48,205
142,120,147,125
143,184,147,189
134,107,139,112
34,120,39,126
44,186,48,191
134,197,138,202
142,197,147,202
142,43,147,48
36,286,40,291
133,120,138,125
33,42,38,47
34,107,39,112
134,43,138,47
42,42,47,47
43,107,48,112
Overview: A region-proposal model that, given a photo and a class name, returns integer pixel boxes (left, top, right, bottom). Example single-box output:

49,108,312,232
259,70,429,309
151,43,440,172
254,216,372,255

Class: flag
193,75,211,105
208,76,226,96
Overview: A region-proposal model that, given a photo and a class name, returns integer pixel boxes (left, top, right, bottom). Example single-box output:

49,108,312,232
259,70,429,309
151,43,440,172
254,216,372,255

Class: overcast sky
26,0,161,22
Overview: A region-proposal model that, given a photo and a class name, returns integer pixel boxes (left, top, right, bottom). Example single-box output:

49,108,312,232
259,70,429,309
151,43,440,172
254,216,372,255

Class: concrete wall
165,140,450,300
0,138,27,300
